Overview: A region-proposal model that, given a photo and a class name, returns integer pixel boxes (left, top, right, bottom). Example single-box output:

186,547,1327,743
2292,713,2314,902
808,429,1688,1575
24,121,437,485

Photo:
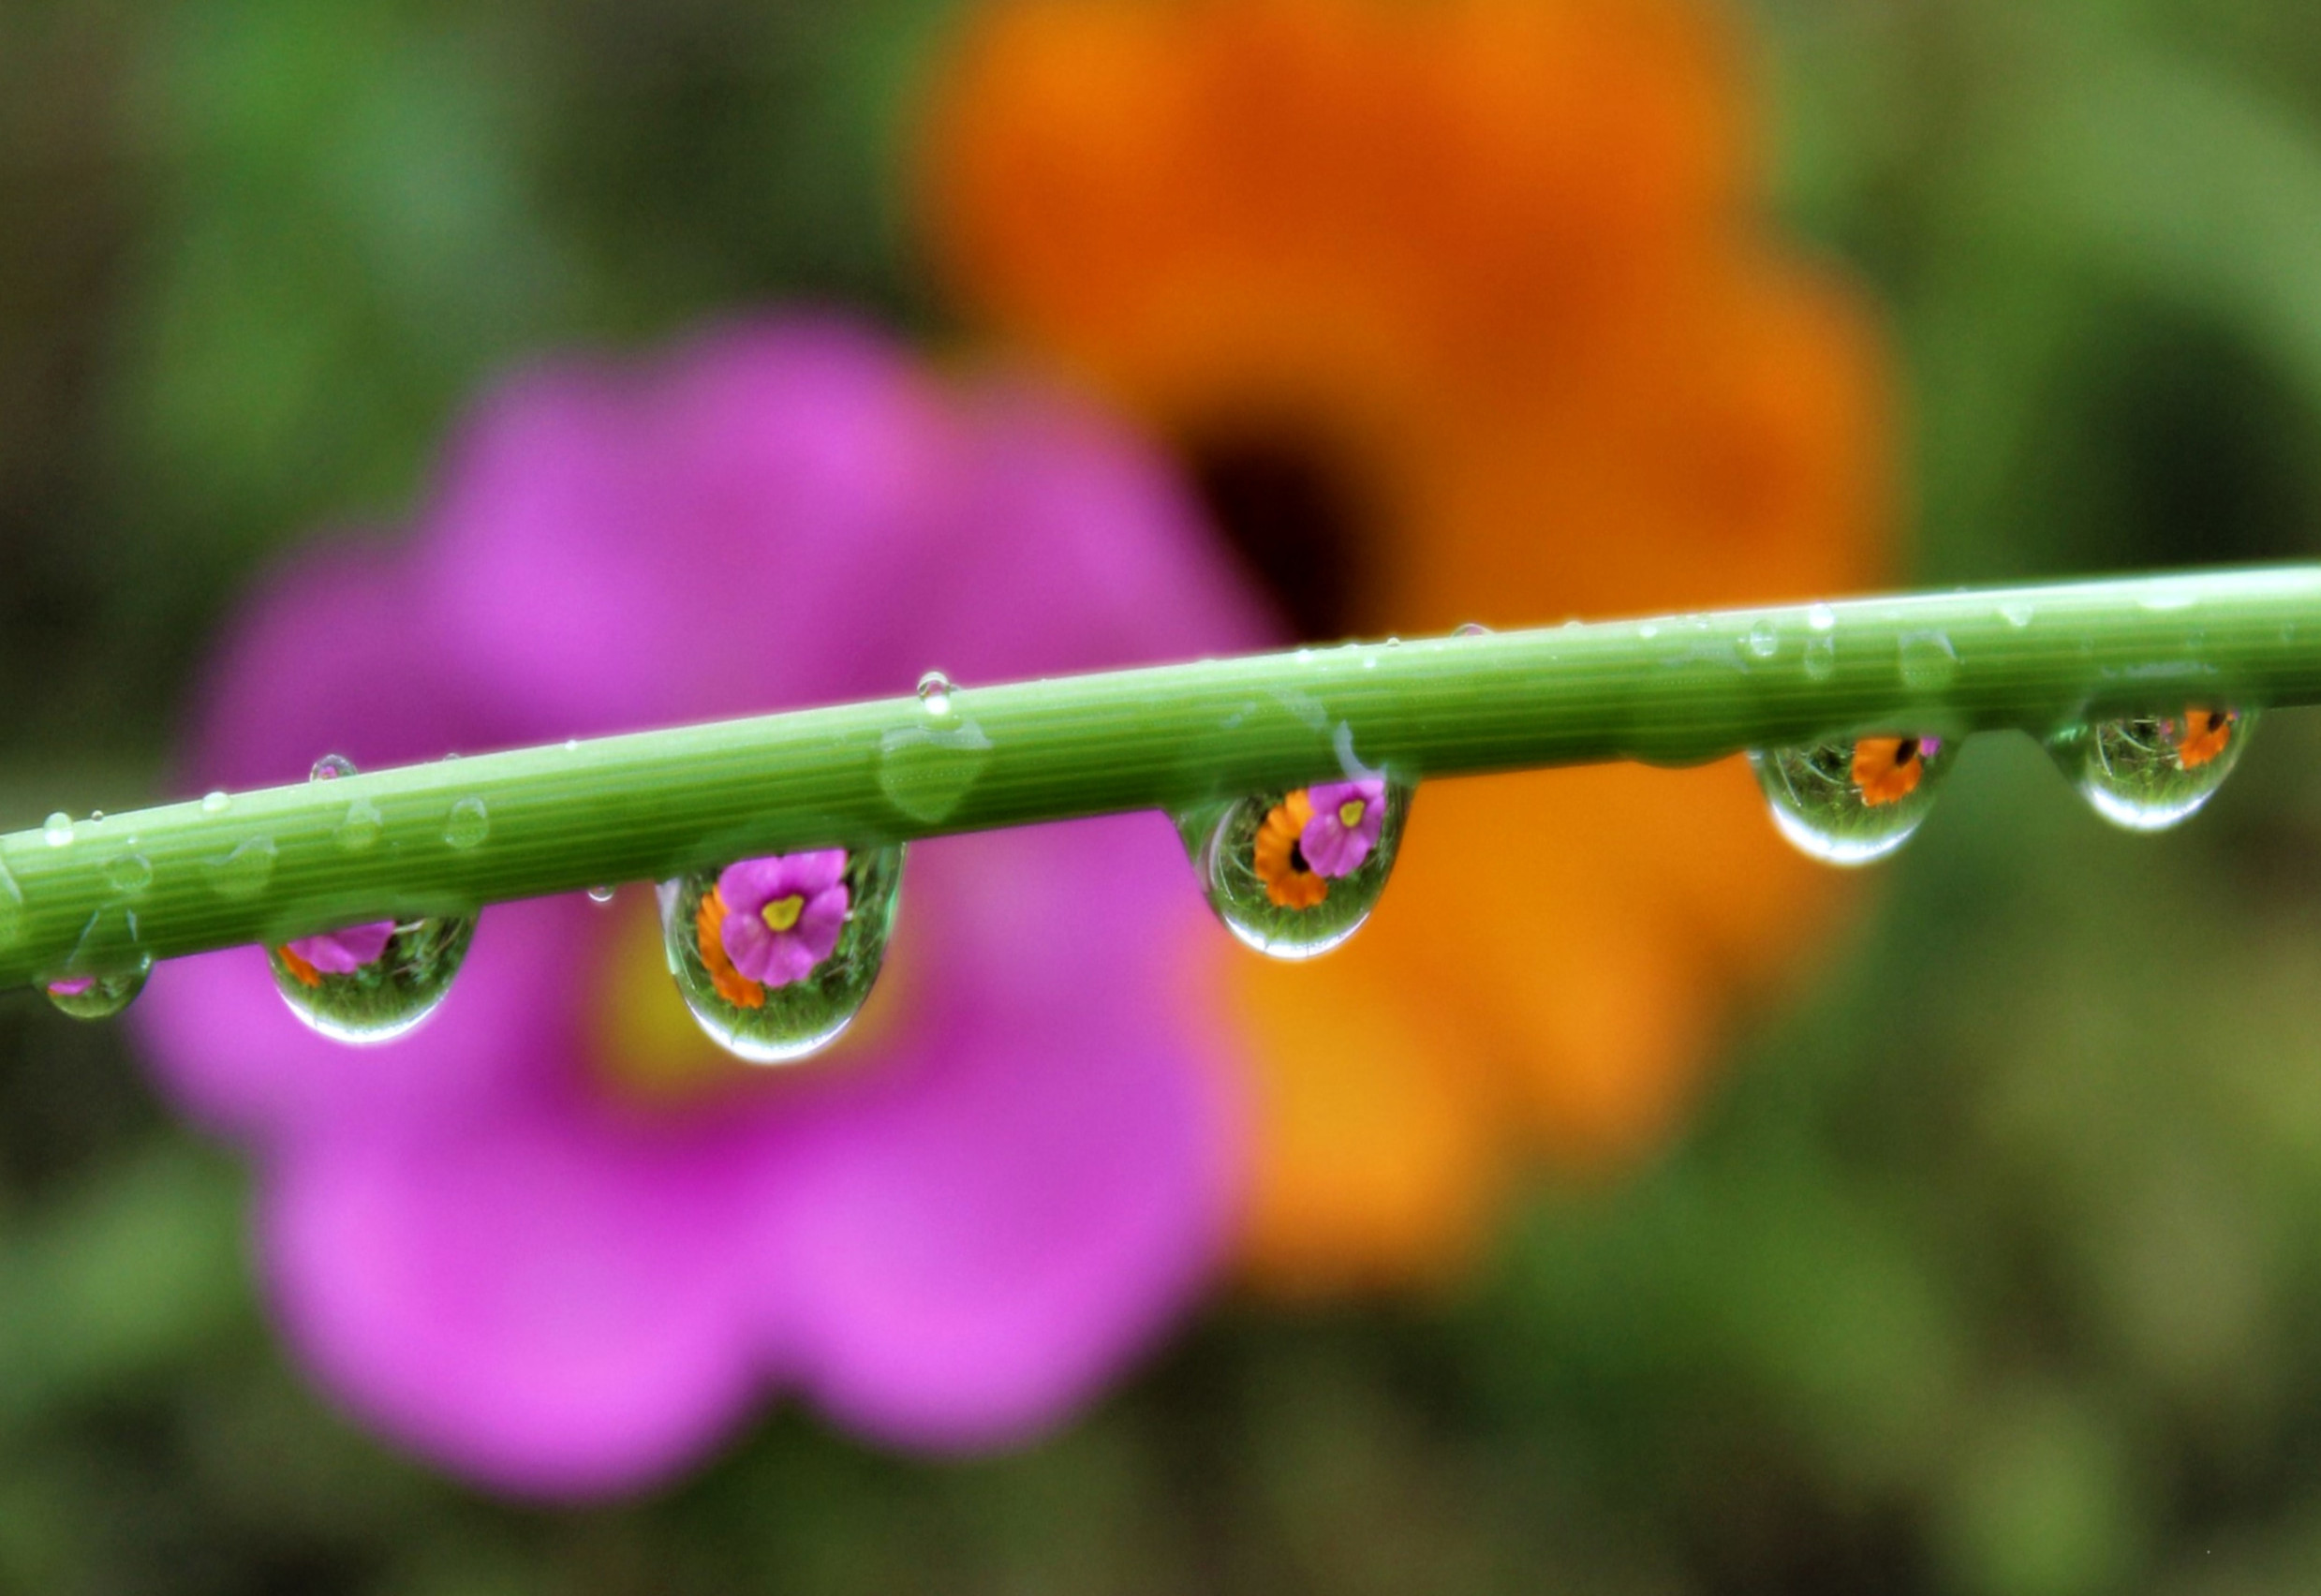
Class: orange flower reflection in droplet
918,0,1896,1291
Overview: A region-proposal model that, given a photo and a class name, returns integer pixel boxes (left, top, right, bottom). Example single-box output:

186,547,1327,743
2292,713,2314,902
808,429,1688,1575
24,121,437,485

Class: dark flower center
1187,430,1369,641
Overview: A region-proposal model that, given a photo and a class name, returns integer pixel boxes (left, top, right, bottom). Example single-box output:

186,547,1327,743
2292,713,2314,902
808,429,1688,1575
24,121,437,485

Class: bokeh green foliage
9,0,2321,1590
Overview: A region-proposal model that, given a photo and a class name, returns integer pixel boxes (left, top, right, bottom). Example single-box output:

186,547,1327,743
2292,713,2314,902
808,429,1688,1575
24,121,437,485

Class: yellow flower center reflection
1337,800,1366,829
761,894,806,933
588,890,906,1112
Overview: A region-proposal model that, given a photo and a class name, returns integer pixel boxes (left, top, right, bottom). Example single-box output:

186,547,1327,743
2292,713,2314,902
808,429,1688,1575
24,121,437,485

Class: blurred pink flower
133,317,1268,1497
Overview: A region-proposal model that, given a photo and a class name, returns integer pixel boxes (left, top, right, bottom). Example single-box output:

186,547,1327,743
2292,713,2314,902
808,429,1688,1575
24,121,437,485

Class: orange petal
2178,707,2232,770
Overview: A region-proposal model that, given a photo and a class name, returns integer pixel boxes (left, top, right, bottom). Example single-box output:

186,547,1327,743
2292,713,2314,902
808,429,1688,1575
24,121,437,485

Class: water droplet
2000,601,2035,628
1453,621,1490,637
1175,775,1412,959
878,720,994,824
203,836,276,898
1807,603,1837,632
1637,622,1661,640
0,854,23,950
1749,734,1957,865
335,798,384,851
42,813,72,849
917,670,955,718
1384,636,1401,647
200,790,231,814
2138,587,2198,613
267,912,479,1044
1745,619,1781,660
310,753,357,782
442,797,490,850
104,852,153,895
1802,634,1837,682
1898,630,1959,692
563,738,580,753
2050,706,2253,832
88,811,104,823
43,961,151,1021
660,844,905,1064
586,884,616,904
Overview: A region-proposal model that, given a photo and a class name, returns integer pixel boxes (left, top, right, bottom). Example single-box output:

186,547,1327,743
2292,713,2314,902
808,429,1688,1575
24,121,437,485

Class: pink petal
752,815,1246,1447
287,920,397,975
716,849,845,916
418,322,954,736
182,539,507,793
262,1106,767,1499
791,882,850,966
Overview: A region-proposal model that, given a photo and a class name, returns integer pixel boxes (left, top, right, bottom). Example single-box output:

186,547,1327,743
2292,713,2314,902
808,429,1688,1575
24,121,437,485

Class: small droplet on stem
916,670,955,718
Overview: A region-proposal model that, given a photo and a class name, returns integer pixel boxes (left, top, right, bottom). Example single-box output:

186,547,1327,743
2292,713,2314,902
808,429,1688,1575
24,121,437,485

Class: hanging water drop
917,670,955,718
42,813,72,849
310,753,357,782
1749,733,1957,865
1175,774,1412,959
42,959,152,1021
443,797,490,850
660,844,905,1064
2050,705,2253,832
1453,621,1490,637
267,911,479,1044
587,884,616,904
1745,619,1781,660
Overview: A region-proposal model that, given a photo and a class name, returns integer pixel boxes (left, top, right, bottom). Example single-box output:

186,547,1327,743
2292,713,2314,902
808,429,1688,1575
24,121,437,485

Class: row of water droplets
1743,598,2253,863
14,611,2267,1061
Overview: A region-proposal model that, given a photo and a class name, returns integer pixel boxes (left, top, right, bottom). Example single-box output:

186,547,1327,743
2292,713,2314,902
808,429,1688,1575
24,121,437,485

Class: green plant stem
7,565,2321,987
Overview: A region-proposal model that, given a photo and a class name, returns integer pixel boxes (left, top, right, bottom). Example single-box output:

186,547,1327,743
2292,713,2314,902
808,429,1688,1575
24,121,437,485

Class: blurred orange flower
916,0,1895,1291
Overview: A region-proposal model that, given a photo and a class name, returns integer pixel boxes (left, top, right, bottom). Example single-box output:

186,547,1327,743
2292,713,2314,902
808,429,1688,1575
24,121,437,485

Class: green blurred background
11,0,2321,1589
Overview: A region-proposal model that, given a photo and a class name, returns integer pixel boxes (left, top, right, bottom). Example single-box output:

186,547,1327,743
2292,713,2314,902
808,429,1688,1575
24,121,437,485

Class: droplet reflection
1176,775,1412,958
659,845,905,1064
2051,705,2253,832
1750,733,1956,865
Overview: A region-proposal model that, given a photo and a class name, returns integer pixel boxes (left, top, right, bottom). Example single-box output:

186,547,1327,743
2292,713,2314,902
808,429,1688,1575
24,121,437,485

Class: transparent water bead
917,670,955,718
1750,733,1957,865
1175,775,1412,959
2051,705,2253,832
44,960,151,1021
310,753,357,781
659,844,905,1064
442,796,491,850
267,913,479,1043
